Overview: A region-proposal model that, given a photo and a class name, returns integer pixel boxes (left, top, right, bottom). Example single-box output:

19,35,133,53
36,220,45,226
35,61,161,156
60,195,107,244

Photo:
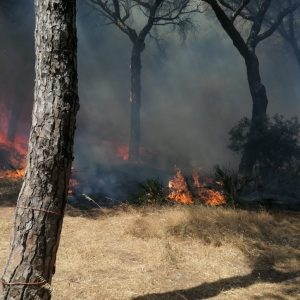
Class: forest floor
0,181,300,299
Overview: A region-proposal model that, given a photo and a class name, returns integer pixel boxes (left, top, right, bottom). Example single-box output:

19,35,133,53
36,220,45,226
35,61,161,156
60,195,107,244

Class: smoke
0,0,34,139
0,0,299,187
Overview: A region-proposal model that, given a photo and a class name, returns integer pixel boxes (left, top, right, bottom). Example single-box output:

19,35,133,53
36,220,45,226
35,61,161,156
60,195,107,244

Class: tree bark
128,41,144,162
239,52,268,175
1,0,79,299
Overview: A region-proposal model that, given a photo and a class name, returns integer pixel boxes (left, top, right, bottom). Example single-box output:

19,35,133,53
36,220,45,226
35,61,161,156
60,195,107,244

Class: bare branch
87,0,199,44
207,0,300,47
202,0,250,58
258,1,300,43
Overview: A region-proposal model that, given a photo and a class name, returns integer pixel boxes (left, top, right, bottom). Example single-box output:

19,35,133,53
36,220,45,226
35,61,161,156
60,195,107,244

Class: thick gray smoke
75,1,300,173
0,0,34,138
0,0,299,185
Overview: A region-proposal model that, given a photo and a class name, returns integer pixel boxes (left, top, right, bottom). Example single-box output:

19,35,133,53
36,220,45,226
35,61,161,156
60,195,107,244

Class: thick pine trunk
128,42,144,162
1,1,78,299
239,53,268,175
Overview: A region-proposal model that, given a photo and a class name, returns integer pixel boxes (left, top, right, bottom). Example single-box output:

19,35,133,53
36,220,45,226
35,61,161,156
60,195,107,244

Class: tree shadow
133,209,300,300
133,262,300,300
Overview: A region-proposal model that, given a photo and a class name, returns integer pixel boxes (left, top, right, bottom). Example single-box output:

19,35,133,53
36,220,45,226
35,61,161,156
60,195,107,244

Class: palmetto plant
131,178,167,206
214,165,252,207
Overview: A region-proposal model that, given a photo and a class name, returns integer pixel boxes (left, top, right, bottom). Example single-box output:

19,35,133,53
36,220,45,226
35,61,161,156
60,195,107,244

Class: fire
114,142,153,163
168,169,226,206
0,168,25,180
115,144,129,161
192,171,226,206
200,189,225,206
0,103,27,180
168,169,193,204
68,177,79,195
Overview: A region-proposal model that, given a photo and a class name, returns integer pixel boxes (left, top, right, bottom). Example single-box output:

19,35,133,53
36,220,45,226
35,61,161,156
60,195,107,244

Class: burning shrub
168,169,226,206
130,179,168,206
191,171,226,206
168,169,193,205
229,114,300,175
130,170,230,207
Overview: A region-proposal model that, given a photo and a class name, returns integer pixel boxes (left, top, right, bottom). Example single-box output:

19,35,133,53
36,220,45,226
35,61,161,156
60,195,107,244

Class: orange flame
114,143,152,163
0,104,27,180
0,168,25,180
115,144,129,161
68,177,79,195
168,169,226,206
168,169,193,204
192,172,226,206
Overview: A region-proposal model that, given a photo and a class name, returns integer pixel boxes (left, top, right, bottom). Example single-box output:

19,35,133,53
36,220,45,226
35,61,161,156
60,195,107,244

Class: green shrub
214,165,252,207
229,114,300,175
130,179,168,206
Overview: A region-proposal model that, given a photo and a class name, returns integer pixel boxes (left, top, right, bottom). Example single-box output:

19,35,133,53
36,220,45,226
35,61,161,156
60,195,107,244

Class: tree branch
256,1,300,43
203,0,250,58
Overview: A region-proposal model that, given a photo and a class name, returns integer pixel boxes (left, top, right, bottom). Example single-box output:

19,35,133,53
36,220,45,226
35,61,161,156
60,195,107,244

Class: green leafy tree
229,114,300,174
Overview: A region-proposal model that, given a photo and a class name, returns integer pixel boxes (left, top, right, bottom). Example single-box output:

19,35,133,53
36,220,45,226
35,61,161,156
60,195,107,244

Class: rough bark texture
128,41,144,162
1,0,79,299
239,53,268,175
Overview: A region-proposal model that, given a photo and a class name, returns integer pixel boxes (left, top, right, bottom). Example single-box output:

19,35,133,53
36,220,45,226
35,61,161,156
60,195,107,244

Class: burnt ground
1,166,300,214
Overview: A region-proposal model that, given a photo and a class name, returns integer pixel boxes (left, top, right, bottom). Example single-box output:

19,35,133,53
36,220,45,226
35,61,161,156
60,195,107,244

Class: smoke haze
0,0,299,175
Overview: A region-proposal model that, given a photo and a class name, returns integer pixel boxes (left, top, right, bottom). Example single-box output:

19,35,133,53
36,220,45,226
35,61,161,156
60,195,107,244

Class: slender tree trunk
239,52,268,175
6,72,31,143
6,88,22,142
128,41,144,162
6,108,19,142
290,40,300,70
1,1,79,299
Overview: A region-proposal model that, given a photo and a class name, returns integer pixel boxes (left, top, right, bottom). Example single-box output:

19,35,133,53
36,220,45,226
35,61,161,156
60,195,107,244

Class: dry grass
0,205,299,299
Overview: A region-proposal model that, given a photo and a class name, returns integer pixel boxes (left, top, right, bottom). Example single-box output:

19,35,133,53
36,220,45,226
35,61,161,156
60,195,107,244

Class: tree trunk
239,52,268,175
1,1,79,299
6,107,19,142
290,40,300,70
128,42,144,162
6,87,22,142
